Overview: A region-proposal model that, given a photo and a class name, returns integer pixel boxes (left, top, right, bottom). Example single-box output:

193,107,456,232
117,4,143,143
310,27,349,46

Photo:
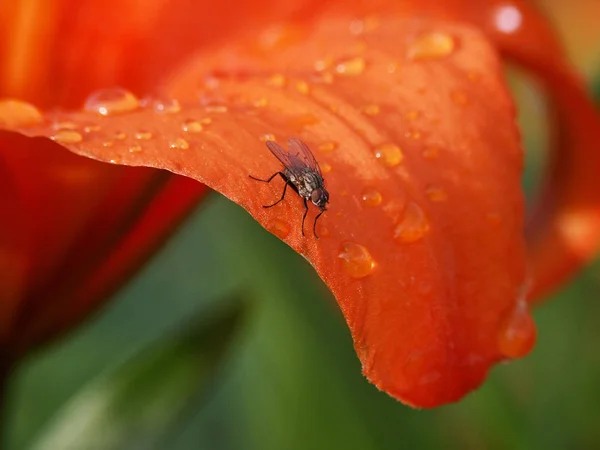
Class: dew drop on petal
362,104,380,116
425,184,447,202
182,120,203,133
51,130,83,144
266,218,291,239
0,99,44,127
374,143,403,167
498,301,536,358
154,98,181,114
361,187,383,207
260,133,276,142
296,81,310,94
318,142,337,153
129,144,143,153
113,132,127,140
83,125,101,133
170,137,190,150
321,162,332,173
338,242,376,279
407,32,455,60
394,202,430,243
84,88,139,116
335,57,366,76
102,141,114,148
134,131,152,140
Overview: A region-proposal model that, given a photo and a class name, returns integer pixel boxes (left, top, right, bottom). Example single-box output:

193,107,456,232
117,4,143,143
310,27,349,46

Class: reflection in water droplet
0,99,44,127
361,187,383,207
374,143,403,167
407,32,455,60
83,125,101,133
170,138,190,150
260,133,276,142
296,81,310,94
129,144,143,153
321,162,332,173
394,202,429,243
422,146,439,160
154,98,181,114
498,301,536,358
182,120,203,133
135,131,152,140
451,90,468,106
338,242,376,279
266,218,291,239
425,184,447,202
362,104,380,116
318,142,337,152
102,141,114,148
113,132,127,140
84,88,139,116
51,130,83,144
267,74,286,87
335,57,366,75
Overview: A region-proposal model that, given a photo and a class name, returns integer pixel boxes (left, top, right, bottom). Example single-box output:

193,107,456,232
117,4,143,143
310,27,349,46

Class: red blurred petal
3,13,530,407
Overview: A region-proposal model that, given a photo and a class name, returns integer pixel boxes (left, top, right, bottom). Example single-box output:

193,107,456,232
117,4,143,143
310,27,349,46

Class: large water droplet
361,187,383,207
338,242,376,279
182,120,203,133
407,32,455,60
394,202,429,243
335,57,365,76
51,130,83,144
425,184,447,202
170,137,189,150
0,99,43,127
374,143,403,167
266,218,291,239
498,301,536,358
84,88,139,116
154,98,181,114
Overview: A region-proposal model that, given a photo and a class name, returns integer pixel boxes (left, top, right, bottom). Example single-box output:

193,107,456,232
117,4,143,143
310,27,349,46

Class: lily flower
1,0,599,408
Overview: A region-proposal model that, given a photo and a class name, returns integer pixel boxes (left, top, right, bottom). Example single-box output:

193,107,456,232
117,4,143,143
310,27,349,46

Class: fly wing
287,137,322,177
265,140,294,169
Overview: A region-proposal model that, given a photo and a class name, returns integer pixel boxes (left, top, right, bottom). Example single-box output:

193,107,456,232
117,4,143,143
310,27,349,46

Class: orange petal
2,13,530,407
0,130,207,354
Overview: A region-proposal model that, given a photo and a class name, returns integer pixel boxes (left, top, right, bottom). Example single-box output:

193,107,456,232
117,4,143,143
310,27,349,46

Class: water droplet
374,143,403,167
498,301,536,358
314,58,333,72
394,202,429,243
321,162,332,173
318,142,337,152
129,144,142,153
134,131,152,140
362,104,380,116
266,218,291,238
451,90,468,106
425,184,447,202
407,32,455,60
102,141,114,148
53,121,78,130
170,137,190,150
422,146,439,160
154,98,181,114
295,81,310,94
361,187,383,207
267,74,286,87
205,105,228,113
83,125,101,133
254,97,268,108
335,57,366,76
182,120,203,133
84,88,139,116
260,133,276,142
0,99,43,127
51,130,83,144
113,132,127,140
338,241,376,279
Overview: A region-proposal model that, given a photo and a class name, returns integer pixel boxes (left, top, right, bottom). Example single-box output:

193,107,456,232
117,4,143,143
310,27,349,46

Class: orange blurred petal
3,13,530,407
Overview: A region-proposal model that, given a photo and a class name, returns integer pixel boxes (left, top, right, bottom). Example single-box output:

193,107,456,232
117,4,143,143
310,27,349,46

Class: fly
249,137,330,239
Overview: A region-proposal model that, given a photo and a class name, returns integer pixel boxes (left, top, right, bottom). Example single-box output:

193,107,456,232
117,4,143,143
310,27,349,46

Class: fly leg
313,210,325,239
301,198,309,237
263,182,289,208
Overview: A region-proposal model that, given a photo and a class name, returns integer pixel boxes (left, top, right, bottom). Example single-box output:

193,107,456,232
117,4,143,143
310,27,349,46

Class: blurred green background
5,5,600,449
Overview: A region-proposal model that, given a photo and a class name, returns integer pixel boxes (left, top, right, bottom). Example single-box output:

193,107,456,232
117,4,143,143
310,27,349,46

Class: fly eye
310,188,323,204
